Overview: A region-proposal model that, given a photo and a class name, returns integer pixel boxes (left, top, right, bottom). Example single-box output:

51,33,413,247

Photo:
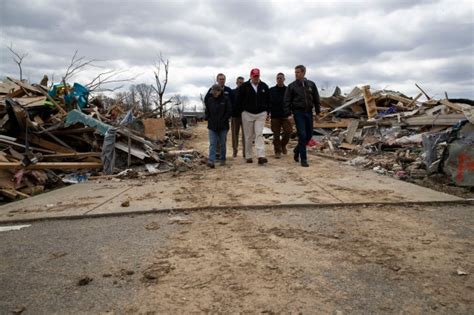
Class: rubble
313,84,474,189
0,77,204,203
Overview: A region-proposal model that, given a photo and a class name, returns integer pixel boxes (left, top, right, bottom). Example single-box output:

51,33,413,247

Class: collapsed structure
314,85,473,187
0,77,202,201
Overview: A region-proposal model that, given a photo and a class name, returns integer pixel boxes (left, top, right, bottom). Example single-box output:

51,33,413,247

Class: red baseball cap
250,68,260,78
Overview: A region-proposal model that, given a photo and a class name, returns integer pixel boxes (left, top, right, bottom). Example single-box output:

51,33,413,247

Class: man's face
251,76,260,84
212,90,221,98
236,78,244,87
276,74,285,85
217,75,226,87
295,68,305,80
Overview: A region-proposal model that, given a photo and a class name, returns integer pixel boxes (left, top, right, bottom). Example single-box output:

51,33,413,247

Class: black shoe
258,157,268,165
275,152,281,159
301,161,309,167
246,158,253,163
207,162,215,168
293,152,299,162
220,160,226,166
282,147,288,155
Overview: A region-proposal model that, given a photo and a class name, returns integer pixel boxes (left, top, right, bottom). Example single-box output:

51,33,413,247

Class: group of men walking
204,65,320,168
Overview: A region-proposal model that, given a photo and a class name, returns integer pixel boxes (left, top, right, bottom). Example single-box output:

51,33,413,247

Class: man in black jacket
204,84,232,168
204,73,234,159
235,68,270,165
284,65,320,167
269,73,292,158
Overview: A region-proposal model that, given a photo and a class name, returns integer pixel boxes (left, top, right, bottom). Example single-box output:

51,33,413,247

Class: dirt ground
1,123,473,314
1,204,472,314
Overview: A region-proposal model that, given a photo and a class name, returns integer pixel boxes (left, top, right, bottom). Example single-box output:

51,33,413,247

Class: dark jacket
204,94,232,131
231,87,240,117
269,85,289,118
205,85,233,107
235,80,270,115
284,78,321,114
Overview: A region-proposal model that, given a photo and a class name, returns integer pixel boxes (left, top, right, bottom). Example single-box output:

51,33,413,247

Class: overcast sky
1,0,473,106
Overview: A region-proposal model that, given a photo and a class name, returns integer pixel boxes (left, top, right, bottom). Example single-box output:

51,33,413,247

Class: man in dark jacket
269,73,292,158
204,84,232,168
284,65,320,167
205,73,233,159
231,76,245,158
235,68,270,165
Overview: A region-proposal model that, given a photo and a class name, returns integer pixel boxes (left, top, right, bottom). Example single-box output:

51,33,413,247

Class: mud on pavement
3,203,470,313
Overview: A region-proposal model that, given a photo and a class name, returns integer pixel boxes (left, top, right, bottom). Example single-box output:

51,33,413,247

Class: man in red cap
235,68,270,165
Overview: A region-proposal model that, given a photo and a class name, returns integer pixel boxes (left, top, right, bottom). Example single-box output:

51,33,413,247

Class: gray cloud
1,0,473,101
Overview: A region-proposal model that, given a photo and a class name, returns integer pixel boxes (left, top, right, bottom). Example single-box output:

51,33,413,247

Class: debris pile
313,84,474,187
0,77,203,202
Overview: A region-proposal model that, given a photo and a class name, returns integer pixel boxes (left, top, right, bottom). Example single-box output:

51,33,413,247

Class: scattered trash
142,260,173,281
0,224,31,232
145,222,160,230
77,276,93,286
121,200,130,207
168,216,192,224
456,269,469,276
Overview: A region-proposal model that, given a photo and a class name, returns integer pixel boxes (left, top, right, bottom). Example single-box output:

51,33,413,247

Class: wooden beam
406,93,423,108
361,85,378,120
23,134,76,153
313,119,351,129
403,114,466,126
0,162,102,170
345,120,359,144
415,83,431,100
41,152,101,159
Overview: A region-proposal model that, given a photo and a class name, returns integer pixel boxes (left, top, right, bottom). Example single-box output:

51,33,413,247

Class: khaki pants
231,116,245,157
271,117,292,154
242,111,267,159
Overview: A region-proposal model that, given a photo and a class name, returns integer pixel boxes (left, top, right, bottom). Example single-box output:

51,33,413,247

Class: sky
1,0,473,108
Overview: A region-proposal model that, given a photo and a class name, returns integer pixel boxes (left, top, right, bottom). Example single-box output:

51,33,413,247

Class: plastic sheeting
101,128,117,174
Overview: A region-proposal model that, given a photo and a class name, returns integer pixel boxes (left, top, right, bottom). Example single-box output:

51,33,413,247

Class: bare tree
7,43,28,81
152,52,173,117
134,83,156,113
62,50,135,92
62,50,97,83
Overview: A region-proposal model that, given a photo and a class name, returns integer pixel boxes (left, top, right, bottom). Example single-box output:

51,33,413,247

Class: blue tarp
65,110,112,136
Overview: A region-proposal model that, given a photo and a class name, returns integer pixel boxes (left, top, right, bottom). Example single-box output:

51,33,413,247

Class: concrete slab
0,124,465,223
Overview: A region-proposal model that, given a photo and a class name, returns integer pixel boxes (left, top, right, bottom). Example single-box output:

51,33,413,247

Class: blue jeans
294,111,313,162
208,129,228,163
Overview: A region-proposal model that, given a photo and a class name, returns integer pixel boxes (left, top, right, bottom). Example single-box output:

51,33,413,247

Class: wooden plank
0,162,102,170
439,99,470,112
403,114,466,126
406,93,423,108
41,152,101,159
0,137,56,154
313,119,351,129
361,85,378,120
345,120,359,144
24,134,76,153
0,189,30,199
13,96,47,107
115,142,149,159
415,83,431,100
383,93,414,105
6,77,43,94
339,142,359,150
143,118,166,141
329,96,364,114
